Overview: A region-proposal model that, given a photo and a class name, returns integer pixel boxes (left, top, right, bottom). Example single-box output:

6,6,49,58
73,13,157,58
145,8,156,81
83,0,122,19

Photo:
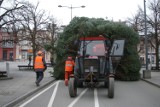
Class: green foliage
116,51,141,81
53,59,65,79
53,17,141,81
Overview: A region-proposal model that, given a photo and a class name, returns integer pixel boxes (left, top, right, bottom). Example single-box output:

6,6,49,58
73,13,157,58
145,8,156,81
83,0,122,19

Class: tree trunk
155,28,159,69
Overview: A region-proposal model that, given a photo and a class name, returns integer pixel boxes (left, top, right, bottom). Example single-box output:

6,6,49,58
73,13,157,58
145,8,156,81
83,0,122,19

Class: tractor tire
68,77,77,97
108,77,114,98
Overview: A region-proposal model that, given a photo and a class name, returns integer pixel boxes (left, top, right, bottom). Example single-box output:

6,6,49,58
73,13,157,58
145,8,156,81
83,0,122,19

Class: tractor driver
93,43,105,56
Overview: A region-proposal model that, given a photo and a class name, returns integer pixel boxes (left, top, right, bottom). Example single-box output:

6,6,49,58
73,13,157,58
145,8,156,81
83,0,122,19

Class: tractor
68,36,125,98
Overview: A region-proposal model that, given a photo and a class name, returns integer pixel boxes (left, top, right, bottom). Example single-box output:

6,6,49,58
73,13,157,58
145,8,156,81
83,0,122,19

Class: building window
1,36,14,48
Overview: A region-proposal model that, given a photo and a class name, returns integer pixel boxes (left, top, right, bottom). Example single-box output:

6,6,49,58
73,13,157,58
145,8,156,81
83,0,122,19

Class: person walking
34,51,47,86
50,56,54,67
64,56,75,86
28,56,32,66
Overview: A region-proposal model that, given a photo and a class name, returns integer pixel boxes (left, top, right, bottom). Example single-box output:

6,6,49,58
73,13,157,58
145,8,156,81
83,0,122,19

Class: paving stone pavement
140,68,160,88
0,61,55,107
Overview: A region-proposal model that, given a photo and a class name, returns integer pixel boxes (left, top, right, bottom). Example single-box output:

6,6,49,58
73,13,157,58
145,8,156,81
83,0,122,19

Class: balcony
0,40,14,48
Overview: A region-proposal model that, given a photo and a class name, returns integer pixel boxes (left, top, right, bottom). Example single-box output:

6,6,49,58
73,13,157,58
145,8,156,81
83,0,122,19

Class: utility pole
143,0,151,79
144,0,148,70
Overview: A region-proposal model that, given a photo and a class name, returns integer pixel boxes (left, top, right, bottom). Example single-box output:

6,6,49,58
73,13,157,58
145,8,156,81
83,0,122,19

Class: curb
141,78,160,88
0,77,13,80
2,79,56,107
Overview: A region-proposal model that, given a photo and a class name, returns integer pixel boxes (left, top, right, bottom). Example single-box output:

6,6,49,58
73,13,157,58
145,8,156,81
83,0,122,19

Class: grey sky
22,0,144,25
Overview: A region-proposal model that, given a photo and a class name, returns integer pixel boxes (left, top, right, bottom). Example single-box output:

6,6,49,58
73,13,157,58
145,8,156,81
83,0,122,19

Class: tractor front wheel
68,77,77,97
108,77,114,98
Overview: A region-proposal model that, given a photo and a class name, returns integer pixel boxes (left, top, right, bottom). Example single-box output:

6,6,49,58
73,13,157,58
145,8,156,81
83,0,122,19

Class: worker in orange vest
34,51,47,86
64,56,75,86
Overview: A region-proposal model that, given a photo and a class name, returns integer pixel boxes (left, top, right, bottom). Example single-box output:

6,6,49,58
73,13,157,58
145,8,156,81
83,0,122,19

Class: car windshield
79,40,106,56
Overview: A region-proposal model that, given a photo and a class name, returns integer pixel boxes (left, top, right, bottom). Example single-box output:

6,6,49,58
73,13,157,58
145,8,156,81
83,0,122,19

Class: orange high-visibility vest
65,60,75,72
34,56,45,69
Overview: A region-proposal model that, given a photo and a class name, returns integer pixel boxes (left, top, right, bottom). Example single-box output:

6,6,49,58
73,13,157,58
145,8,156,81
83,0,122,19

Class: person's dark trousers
36,71,44,86
28,61,31,66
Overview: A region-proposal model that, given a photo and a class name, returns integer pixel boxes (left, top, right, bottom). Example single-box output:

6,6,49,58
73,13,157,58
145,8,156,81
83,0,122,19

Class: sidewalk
0,61,55,107
140,68,160,88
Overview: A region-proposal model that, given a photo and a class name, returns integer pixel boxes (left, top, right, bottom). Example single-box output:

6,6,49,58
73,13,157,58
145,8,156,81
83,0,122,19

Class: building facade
0,29,17,61
0,26,64,62
138,34,156,65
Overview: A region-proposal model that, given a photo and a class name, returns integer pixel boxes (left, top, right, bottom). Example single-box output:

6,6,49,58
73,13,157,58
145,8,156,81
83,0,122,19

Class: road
14,80,160,107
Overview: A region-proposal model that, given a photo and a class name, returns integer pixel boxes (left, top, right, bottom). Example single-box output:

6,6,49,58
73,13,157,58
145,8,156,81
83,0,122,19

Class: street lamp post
58,5,85,21
144,0,148,70
143,0,151,79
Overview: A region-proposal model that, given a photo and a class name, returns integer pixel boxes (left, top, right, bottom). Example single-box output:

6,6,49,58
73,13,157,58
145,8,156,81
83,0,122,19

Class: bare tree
126,7,147,54
45,18,60,64
0,0,26,51
17,1,51,62
127,0,160,69
127,6,144,33
0,0,24,29
146,0,160,69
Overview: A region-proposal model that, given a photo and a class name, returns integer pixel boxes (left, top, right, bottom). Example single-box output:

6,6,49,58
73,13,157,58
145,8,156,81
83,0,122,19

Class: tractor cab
76,36,111,79
79,36,109,57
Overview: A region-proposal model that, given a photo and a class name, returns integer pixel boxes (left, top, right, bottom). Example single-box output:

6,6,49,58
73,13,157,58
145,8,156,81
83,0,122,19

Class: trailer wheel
108,77,114,98
68,77,77,97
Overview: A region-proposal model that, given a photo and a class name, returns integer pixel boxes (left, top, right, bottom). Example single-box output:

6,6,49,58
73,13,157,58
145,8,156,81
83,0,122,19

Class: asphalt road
14,80,160,107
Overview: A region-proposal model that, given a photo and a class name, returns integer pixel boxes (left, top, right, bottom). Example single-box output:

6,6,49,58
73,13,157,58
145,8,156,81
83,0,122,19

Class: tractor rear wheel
108,77,114,98
68,77,77,97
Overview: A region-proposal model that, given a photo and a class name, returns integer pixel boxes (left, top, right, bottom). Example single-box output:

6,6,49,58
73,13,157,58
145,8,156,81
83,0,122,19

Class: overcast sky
29,0,144,25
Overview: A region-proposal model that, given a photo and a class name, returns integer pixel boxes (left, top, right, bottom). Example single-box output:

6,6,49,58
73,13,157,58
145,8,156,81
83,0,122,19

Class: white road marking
68,88,88,107
47,81,60,107
19,81,60,107
94,89,99,107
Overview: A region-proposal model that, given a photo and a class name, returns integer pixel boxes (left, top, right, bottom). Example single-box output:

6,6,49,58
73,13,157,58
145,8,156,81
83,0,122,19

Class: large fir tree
53,17,141,81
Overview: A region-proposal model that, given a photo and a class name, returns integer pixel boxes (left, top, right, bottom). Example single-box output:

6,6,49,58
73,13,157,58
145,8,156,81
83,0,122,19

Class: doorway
3,50,7,60
9,52,13,61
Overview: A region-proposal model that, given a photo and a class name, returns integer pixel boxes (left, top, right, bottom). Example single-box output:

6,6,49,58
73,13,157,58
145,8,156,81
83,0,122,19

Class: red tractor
68,36,125,98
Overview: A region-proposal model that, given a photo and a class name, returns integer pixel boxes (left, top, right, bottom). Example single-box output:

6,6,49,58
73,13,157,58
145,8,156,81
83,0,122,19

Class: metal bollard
6,62,10,77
